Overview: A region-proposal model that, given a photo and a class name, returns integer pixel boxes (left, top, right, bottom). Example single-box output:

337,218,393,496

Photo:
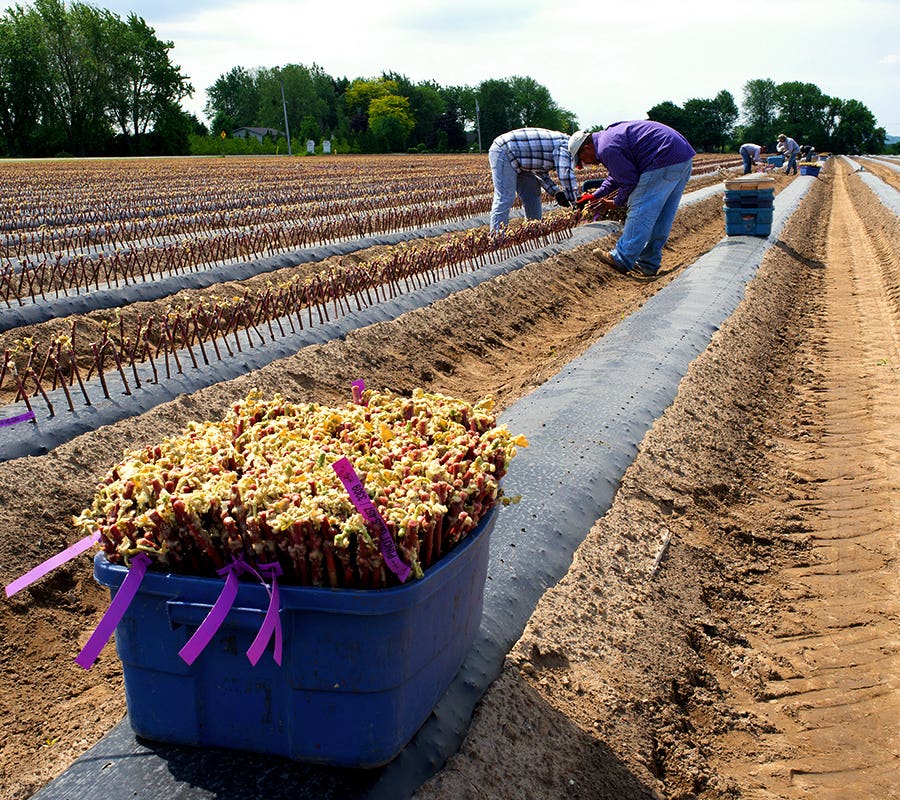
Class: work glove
555,190,571,208
575,191,596,210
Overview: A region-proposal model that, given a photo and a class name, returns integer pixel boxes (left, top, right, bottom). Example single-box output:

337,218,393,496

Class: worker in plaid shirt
488,127,580,231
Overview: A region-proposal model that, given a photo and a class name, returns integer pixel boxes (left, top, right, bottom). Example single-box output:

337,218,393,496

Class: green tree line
0,0,196,156
0,1,888,158
202,66,576,154
648,79,885,155
205,70,885,157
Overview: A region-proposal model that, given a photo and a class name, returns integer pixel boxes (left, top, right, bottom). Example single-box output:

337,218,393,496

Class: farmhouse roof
232,126,286,138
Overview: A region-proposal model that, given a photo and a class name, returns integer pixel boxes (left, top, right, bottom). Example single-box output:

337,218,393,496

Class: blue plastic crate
724,206,773,236
799,165,820,177
724,188,774,208
93,505,497,767
767,155,784,167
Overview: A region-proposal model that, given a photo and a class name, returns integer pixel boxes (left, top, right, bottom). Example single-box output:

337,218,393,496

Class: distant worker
739,142,767,174
799,144,817,162
488,127,579,231
777,134,801,175
571,120,695,277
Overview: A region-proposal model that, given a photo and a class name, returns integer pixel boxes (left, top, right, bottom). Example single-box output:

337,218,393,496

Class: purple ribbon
75,553,150,670
246,562,283,666
178,559,245,666
0,410,35,428
332,457,411,583
5,532,100,598
351,378,366,405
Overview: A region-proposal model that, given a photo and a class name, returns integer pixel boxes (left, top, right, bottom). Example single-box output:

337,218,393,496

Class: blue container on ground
724,206,773,236
724,188,774,208
93,505,497,768
767,155,784,167
799,164,820,177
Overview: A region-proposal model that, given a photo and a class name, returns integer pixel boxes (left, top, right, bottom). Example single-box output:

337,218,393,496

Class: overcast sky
44,0,900,136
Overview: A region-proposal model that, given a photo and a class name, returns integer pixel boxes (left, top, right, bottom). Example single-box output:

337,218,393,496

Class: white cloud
21,0,900,135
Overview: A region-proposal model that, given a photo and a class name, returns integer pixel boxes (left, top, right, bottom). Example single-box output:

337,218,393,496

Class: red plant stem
91,343,111,399
124,338,141,389
27,368,53,416
175,316,198,369
191,317,209,365
0,348,8,393
141,340,158,384
109,346,131,395
68,351,91,406
10,369,33,414
52,358,74,411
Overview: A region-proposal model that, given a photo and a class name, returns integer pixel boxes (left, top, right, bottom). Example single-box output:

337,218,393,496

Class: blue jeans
611,158,693,274
489,144,543,230
741,150,753,174
785,152,798,174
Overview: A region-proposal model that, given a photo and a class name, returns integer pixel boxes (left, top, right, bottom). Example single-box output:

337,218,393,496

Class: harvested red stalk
75,388,527,586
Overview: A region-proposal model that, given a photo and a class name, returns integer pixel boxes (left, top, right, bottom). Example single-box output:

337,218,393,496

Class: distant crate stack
724,176,775,237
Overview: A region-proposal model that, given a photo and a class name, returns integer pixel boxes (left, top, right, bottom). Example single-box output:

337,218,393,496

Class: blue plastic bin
767,155,784,167
799,164,820,177
93,505,497,767
724,188,774,208
724,206,773,237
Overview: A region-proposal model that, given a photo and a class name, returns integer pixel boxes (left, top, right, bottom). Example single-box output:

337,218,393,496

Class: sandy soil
856,156,900,192
1,161,897,800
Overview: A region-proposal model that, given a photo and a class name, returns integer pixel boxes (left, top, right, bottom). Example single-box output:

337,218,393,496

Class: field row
0,154,739,428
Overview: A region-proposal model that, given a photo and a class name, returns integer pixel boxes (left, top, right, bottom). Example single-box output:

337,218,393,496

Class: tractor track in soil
1,163,897,800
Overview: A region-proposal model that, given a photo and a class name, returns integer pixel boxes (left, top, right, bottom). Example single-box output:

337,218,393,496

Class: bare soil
1,161,897,800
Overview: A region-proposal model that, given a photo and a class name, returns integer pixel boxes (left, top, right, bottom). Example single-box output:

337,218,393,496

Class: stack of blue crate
724,176,775,236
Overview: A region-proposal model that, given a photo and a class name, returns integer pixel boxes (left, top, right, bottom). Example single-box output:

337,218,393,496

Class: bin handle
165,598,267,627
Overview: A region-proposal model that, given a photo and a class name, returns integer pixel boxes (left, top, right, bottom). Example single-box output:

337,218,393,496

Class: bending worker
489,127,579,231
571,120,695,277
776,133,800,175
739,142,767,174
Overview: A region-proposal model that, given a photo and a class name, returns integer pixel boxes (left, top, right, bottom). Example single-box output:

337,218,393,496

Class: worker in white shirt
739,142,767,174
776,134,800,175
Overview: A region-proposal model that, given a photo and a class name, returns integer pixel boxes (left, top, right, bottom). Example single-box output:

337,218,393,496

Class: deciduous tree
106,13,192,152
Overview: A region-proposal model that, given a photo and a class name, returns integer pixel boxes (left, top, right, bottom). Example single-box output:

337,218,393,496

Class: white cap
568,130,591,164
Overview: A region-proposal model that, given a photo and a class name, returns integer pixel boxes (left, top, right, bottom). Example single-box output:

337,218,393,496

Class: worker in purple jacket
570,121,695,277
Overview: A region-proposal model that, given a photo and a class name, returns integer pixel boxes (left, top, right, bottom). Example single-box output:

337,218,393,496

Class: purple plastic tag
5,532,100,598
0,410,35,428
351,379,366,405
178,559,244,666
332,457,411,583
246,562,283,666
75,553,150,670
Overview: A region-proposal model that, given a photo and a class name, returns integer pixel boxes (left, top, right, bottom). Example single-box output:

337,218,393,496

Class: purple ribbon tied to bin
179,557,284,667
246,562,283,666
76,553,151,670
5,531,100,599
332,456,411,583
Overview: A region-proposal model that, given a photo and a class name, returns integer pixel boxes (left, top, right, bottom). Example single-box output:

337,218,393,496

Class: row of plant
0,155,735,256
0,157,490,235
0,194,501,304
1,185,490,260
0,214,579,415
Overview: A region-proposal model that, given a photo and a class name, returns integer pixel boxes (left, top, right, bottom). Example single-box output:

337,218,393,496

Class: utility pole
280,79,292,156
475,99,482,153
